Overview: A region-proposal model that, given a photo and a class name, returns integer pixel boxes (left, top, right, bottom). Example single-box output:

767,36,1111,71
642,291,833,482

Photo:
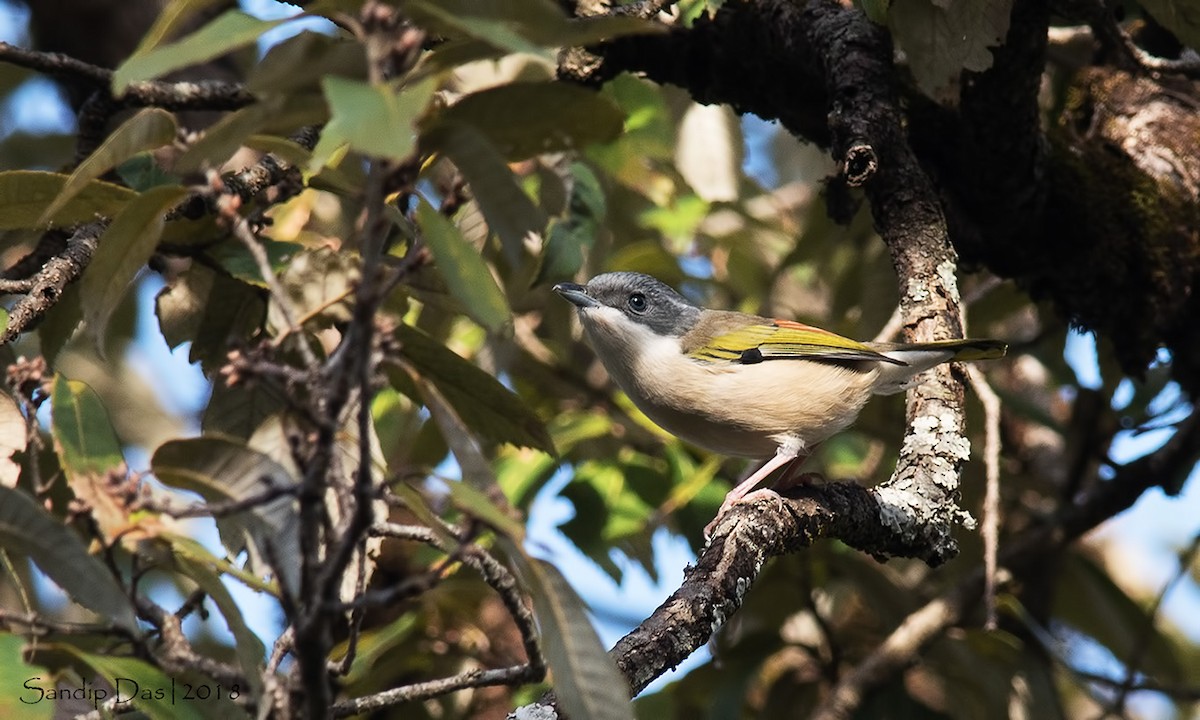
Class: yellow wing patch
689,320,901,365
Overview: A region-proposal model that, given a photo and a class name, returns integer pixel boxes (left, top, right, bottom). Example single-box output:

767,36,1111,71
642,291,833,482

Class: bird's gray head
553,272,701,338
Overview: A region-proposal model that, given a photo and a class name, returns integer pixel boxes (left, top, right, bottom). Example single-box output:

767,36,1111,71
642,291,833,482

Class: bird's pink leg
706,447,807,537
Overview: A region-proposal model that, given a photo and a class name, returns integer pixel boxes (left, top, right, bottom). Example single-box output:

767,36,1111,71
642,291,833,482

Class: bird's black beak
553,282,601,309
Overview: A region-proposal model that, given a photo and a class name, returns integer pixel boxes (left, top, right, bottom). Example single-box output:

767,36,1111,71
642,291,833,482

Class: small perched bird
554,272,1006,533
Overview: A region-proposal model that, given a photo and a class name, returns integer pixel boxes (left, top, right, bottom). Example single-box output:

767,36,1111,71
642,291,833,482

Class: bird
553,271,1006,534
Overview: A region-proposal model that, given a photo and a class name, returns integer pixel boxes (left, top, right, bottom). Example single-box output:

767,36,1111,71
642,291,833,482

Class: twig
871,304,904,344
0,279,34,293
0,41,255,109
259,629,293,720
359,522,546,705
331,664,542,717
1071,669,1200,702
135,598,245,689
142,478,298,519
967,366,1003,630
0,609,136,638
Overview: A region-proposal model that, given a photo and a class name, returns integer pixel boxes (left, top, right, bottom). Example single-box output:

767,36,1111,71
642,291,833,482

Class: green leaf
151,436,300,594
335,613,419,686
310,76,437,168
536,161,605,284
513,556,634,720
432,81,625,161
113,10,281,92
1140,0,1200,51
206,236,303,289
246,30,366,95
888,0,1013,100
35,644,240,720
202,377,286,439
414,198,512,333
406,367,508,494
0,633,52,719
0,391,23,488
0,171,135,230
391,323,551,452
155,264,266,371
117,153,182,191
130,0,232,56
175,96,328,174
81,185,188,352
423,122,547,265
50,376,124,474
444,477,526,539
407,0,551,60
39,109,176,225
0,487,138,632
50,376,133,540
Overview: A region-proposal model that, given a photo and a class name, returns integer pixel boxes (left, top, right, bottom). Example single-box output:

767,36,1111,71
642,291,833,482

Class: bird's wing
688,319,906,365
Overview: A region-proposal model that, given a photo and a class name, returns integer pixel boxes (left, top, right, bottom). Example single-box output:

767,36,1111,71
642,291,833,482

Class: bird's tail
870,339,1008,395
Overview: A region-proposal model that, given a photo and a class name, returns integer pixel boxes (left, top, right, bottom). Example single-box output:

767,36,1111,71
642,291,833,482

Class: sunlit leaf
888,0,1013,100
0,487,138,632
406,0,657,54
39,109,176,225
114,10,281,92
334,613,419,686
246,31,366,95
407,0,551,60
0,392,23,488
0,171,135,230
50,376,131,541
311,76,437,168
81,185,188,352
414,199,512,333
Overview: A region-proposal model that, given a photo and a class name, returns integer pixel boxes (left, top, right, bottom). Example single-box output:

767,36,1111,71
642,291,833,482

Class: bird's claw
704,487,787,539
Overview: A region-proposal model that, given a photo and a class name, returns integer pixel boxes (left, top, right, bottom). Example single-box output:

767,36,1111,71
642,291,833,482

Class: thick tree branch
800,0,971,565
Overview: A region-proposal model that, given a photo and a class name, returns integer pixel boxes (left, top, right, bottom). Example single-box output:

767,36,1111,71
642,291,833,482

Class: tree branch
0,41,255,110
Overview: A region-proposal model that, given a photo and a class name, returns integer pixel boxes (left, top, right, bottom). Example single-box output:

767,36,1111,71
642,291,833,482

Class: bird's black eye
627,292,648,313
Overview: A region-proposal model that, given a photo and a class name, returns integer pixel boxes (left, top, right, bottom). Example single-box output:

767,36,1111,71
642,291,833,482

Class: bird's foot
704,487,785,538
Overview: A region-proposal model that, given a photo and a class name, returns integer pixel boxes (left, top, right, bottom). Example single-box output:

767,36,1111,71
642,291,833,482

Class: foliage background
0,1,1198,719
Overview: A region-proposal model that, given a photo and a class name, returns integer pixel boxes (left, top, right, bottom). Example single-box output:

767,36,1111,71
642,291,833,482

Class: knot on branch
843,143,878,186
